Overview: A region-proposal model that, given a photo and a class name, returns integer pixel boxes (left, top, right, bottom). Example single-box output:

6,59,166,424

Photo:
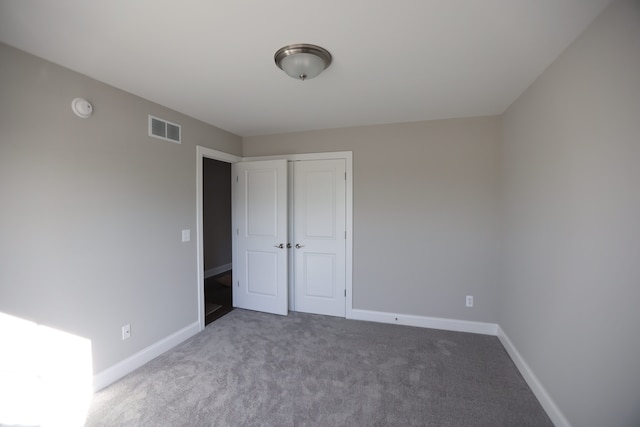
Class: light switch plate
182,229,190,242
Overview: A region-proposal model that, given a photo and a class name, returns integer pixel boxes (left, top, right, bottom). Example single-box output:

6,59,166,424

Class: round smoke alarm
71,98,93,118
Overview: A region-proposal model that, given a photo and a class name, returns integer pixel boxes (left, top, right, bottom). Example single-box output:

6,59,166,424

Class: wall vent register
148,115,181,144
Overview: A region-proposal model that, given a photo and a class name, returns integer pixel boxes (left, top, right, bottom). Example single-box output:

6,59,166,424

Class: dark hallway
202,157,233,326
205,270,233,325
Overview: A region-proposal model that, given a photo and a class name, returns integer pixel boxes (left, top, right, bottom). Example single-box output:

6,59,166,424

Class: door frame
196,146,241,331
244,151,353,320
196,147,353,330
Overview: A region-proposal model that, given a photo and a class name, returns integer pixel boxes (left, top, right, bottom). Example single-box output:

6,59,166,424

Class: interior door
293,159,346,317
233,160,288,315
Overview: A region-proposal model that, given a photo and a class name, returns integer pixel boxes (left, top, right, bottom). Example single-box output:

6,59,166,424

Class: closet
232,157,348,317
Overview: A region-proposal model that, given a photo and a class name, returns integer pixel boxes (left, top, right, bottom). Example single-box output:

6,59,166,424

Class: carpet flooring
86,309,552,426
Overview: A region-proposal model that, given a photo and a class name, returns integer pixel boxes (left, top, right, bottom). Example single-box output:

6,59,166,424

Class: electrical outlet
466,295,474,307
122,324,131,340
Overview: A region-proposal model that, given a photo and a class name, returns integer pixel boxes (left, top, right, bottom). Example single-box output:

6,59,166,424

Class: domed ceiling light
274,44,332,81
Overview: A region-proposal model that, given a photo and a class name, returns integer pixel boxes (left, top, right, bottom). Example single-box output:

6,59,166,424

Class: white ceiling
0,0,611,137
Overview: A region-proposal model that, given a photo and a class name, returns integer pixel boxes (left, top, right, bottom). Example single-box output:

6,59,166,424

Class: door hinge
345,172,347,180
345,230,347,239
236,175,239,182
236,228,239,235
344,289,347,297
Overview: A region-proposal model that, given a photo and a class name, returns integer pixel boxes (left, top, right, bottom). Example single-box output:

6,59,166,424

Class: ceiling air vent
148,115,181,144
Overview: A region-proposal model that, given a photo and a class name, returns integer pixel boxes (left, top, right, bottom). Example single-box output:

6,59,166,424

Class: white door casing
233,160,288,316
198,148,352,328
293,159,346,317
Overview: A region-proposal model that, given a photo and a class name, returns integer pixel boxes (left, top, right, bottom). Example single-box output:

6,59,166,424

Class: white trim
196,146,242,331
197,146,243,164
287,161,295,311
243,151,351,162
351,308,498,336
344,154,353,319
204,263,232,279
92,321,199,392
197,149,353,324
497,326,571,427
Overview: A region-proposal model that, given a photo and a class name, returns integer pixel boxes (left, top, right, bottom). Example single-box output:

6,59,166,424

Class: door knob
295,243,305,249
274,243,285,249
286,243,292,248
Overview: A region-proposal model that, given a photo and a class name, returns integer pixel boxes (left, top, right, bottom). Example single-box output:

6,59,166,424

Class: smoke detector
71,98,93,118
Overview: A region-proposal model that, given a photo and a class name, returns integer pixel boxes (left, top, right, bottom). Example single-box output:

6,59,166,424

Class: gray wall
4,1,637,423
500,1,640,426
203,158,232,271
0,43,242,373
244,117,501,323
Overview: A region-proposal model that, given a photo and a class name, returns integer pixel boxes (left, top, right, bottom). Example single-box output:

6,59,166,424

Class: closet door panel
293,159,346,317
233,160,288,316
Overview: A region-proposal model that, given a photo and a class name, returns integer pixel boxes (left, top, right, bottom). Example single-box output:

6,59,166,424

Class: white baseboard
92,321,200,392
350,308,498,336
497,326,571,427
204,263,232,279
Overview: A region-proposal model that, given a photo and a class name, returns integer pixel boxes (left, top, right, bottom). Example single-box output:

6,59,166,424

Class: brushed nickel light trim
274,43,332,81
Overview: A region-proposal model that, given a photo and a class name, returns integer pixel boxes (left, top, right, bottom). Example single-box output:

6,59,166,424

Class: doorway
196,147,353,330
232,154,353,318
202,157,233,325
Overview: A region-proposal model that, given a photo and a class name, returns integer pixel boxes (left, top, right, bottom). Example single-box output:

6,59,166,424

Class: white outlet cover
182,229,190,242
122,324,131,340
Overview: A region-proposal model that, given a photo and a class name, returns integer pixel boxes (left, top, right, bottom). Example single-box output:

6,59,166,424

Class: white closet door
233,160,288,315
293,159,346,317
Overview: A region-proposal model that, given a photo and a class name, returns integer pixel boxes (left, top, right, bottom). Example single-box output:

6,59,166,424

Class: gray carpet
86,310,552,426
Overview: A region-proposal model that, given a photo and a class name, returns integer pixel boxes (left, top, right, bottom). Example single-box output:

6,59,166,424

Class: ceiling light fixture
274,44,332,81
